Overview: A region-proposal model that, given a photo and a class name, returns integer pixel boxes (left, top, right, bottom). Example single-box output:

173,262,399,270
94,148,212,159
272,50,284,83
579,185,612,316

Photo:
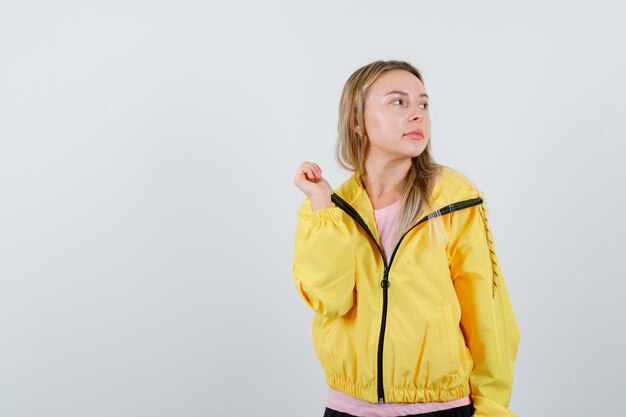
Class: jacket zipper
331,192,483,403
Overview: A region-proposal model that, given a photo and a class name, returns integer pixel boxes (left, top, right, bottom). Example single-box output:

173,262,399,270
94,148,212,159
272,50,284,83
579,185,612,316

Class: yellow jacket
292,166,520,416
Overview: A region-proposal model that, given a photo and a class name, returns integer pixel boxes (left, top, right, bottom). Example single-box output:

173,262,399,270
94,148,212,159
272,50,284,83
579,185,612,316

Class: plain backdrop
1,1,625,416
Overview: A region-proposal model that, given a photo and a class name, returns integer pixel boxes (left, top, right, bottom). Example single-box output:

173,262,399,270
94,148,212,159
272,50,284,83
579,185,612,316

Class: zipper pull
380,266,390,289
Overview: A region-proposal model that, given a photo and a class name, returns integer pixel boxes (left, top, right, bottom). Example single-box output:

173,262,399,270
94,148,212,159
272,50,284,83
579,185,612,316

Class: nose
409,103,425,121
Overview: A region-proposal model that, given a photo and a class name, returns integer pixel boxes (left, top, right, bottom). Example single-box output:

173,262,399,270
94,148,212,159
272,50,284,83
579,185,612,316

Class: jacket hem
326,374,471,404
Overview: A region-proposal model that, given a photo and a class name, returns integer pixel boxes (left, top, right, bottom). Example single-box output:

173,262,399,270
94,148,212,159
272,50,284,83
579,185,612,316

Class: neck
361,158,411,199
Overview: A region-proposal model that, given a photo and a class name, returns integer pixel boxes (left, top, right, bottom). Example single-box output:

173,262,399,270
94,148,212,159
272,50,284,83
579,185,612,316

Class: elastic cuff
309,206,343,225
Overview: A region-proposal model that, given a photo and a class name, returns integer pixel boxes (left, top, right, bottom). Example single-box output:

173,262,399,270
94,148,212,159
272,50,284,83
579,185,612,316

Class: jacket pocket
441,303,461,374
315,318,340,369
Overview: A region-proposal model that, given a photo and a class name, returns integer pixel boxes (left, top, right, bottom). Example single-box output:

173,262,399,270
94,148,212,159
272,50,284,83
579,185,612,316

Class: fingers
311,162,322,174
301,165,316,181
293,161,333,198
298,161,323,181
309,162,323,179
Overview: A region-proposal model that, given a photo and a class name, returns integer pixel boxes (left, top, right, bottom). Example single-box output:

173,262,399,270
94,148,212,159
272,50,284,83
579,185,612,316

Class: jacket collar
332,166,482,244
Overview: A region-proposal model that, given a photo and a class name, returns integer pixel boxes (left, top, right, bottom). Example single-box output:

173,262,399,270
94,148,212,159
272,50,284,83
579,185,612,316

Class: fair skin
294,69,432,211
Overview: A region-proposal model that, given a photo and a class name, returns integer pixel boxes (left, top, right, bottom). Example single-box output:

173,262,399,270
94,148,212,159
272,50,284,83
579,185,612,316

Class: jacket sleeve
291,196,356,318
447,191,521,417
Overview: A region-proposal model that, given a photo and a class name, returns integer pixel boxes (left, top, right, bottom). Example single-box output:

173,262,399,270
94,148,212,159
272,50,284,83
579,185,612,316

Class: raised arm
292,196,356,317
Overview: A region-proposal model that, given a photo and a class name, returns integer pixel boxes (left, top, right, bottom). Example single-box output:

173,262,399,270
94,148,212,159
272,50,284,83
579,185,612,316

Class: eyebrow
384,90,429,98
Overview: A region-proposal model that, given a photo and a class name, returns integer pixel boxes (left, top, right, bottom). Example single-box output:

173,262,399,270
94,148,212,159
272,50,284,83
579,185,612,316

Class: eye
419,102,429,110
391,98,404,105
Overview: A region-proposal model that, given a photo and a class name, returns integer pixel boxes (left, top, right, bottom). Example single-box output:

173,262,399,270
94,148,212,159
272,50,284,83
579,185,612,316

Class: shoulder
438,165,483,201
441,166,480,190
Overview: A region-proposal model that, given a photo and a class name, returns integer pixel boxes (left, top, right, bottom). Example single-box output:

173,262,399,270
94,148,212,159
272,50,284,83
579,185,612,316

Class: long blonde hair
335,60,447,251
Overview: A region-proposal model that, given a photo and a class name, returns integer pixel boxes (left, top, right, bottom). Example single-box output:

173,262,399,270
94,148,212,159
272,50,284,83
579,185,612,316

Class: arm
448,191,521,417
291,196,356,318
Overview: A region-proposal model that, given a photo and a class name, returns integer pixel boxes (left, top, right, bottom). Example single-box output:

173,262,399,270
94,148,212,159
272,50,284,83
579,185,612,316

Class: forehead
368,69,425,96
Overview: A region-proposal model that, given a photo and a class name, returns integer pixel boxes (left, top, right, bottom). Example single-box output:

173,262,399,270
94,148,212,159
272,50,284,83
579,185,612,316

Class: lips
403,129,424,139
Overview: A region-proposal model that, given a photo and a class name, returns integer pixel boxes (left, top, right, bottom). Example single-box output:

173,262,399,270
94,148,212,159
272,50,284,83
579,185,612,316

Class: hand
293,161,333,209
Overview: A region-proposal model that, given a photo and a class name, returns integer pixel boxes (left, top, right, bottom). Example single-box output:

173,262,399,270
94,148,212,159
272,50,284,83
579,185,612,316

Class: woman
292,60,520,417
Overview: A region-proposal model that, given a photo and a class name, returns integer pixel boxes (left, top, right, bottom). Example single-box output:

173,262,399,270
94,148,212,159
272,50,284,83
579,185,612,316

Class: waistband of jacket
327,374,471,404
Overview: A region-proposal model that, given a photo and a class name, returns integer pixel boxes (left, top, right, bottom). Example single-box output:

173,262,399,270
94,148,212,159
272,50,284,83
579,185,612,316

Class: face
356,69,431,162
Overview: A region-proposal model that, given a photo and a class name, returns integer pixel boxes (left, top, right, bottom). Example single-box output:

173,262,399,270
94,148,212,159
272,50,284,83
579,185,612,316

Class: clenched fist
293,161,333,211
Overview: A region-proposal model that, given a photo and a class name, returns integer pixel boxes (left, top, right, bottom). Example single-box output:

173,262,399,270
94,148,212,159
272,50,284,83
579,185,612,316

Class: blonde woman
292,60,520,417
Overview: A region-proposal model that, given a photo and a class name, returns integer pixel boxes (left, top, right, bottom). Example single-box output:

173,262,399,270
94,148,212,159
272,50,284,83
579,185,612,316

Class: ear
354,124,362,136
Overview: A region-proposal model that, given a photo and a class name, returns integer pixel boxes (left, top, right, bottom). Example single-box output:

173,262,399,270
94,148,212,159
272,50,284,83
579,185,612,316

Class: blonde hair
335,60,447,251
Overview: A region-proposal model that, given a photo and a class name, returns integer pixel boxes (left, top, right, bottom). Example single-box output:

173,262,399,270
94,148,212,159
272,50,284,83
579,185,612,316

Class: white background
1,1,624,416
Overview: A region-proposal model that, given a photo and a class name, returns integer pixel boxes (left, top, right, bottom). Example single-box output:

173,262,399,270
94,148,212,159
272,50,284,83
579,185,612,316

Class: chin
407,146,427,158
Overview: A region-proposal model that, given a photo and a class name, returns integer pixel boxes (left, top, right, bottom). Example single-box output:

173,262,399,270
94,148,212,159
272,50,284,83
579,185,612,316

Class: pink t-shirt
326,199,471,416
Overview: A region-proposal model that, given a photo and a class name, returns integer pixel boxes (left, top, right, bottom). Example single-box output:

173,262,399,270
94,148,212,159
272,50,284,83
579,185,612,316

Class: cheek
364,112,387,138
423,116,432,135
